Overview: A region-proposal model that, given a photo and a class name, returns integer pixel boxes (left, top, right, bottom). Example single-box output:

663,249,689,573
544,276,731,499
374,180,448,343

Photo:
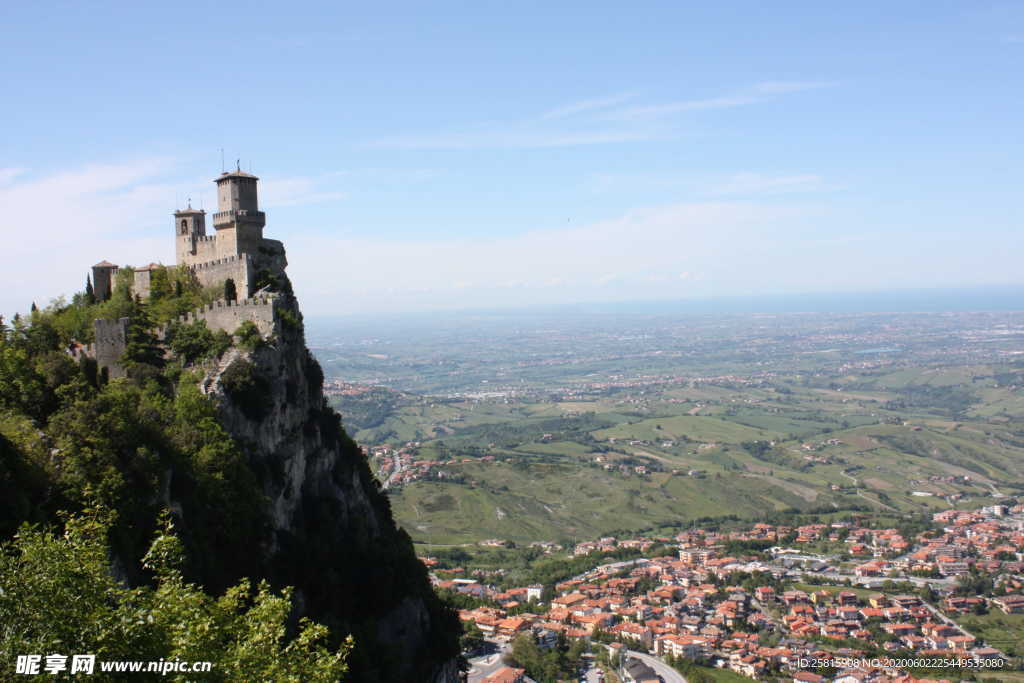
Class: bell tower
212,165,265,258
174,203,207,266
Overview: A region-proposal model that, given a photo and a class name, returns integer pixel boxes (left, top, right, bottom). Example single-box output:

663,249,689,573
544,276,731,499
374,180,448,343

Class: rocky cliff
193,259,461,681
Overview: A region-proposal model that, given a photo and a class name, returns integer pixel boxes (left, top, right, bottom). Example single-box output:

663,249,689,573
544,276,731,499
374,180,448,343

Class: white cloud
609,81,834,121
612,95,760,119
0,168,25,186
0,159,185,315
368,81,833,150
540,93,638,120
284,201,815,314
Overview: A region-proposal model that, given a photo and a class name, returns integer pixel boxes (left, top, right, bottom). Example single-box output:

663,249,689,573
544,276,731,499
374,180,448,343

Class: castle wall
234,223,264,257
178,234,218,268
156,295,279,338
188,254,253,298
214,225,238,260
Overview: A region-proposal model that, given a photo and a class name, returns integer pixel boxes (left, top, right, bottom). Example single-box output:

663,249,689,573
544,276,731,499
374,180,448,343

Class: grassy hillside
335,360,1024,546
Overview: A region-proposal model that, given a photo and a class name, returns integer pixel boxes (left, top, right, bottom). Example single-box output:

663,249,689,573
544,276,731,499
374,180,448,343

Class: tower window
181,219,188,234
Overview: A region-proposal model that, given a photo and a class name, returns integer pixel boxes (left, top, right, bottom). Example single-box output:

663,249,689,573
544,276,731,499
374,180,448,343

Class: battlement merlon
212,209,266,229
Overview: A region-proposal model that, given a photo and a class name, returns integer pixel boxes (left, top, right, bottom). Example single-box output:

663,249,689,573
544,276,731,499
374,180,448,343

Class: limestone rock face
198,263,460,682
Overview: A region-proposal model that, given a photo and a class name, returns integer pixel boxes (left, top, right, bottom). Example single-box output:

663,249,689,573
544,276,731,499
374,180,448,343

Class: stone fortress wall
188,254,253,298
191,235,219,263
154,294,279,339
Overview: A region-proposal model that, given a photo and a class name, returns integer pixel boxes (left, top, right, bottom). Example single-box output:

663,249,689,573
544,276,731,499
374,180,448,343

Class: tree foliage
0,508,351,682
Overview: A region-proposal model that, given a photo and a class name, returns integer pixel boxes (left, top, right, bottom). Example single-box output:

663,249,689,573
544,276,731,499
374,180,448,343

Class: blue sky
1,2,1022,316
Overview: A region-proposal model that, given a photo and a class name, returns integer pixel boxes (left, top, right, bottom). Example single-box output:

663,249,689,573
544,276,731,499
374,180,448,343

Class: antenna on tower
220,148,225,173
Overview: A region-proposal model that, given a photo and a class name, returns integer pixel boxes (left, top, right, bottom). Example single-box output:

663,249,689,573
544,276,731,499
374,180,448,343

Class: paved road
625,650,687,683
466,642,511,682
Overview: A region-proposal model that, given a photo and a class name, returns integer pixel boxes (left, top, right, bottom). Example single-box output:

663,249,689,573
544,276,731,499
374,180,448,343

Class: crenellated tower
212,168,265,259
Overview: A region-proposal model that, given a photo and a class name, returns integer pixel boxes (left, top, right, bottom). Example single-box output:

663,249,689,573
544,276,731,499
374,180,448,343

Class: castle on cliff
82,168,288,379
92,167,278,302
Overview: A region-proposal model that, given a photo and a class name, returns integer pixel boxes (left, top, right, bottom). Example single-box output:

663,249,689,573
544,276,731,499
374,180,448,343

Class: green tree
166,320,218,365
224,278,238,302
0,508,352,682
234,320,264,351
122,301,163,371
149,267,172,301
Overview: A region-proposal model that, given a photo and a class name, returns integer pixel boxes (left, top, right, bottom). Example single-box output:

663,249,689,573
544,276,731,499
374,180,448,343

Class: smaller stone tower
174,206,209,266
213,168,265,259
93,317,129,380
92,261,119,302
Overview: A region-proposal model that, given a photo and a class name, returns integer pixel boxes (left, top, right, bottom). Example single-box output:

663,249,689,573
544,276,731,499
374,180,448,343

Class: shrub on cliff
234,320,265,351
165,320,232,364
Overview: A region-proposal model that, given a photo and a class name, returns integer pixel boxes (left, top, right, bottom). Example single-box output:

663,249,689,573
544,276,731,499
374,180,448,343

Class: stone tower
92,261,119,301
174,206,210,267
213,168,265,259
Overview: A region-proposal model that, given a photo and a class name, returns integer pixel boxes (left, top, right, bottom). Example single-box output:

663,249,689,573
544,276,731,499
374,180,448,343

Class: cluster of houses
370,442,496,487
447,503,1024,681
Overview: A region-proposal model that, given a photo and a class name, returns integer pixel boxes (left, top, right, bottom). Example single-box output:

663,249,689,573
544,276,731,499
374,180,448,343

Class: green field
322,315,1024,546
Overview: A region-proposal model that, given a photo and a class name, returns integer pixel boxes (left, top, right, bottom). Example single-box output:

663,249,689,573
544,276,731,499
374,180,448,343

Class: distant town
429,501,1024,682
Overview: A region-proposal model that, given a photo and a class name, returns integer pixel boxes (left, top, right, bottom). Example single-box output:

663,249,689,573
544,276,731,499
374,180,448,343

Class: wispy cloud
540,92,638,120
612,95,759,119
609,80,834,120
370,80,835,150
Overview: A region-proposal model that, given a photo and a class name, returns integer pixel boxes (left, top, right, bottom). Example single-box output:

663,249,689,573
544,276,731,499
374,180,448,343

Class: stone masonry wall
188,254,253,299
93,317,129,379
155,295,279,339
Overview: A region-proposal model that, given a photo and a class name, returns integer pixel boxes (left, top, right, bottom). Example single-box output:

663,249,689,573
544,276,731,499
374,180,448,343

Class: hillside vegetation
1,275,461,680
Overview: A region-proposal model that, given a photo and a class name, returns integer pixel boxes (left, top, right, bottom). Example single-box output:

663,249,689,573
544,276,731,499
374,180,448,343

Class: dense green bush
234,320,265,351
0,508,352,682
165,320,231,364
